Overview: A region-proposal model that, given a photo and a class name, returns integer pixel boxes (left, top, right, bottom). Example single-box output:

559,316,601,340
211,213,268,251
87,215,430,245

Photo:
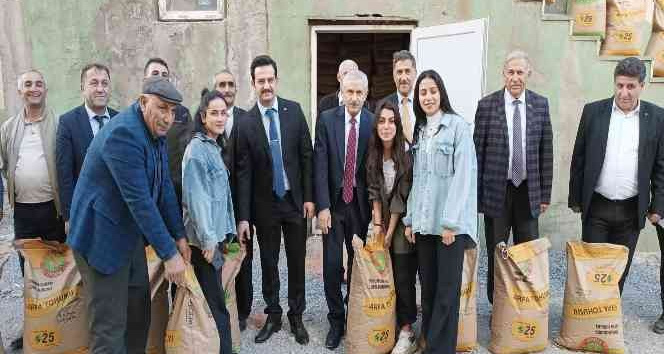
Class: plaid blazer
474,89,553,218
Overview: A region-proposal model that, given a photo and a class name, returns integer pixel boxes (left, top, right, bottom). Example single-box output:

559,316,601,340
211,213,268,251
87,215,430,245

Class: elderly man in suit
474,50,553,304
570,57,664,296
377,50,417,144
318,59,359,114
314,69,374,350
236,55,314,345
57,63,119,235
67,77,190,353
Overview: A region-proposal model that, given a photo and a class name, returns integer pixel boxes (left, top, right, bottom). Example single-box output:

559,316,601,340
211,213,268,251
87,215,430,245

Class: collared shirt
85,104,110,136
15,117,54,203
595,100,641,200
225,106,235,139
397,91,416,130
403,111,478,244
258,99,290,191
504,89,527,180
344,107,361,187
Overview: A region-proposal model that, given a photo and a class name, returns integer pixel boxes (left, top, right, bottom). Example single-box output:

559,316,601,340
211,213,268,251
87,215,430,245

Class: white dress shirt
344,107,361,186
595,101,640,200
258,99,290,191
505,89,527,180
225,106,235,139
397,91,416,131
85,104,110,137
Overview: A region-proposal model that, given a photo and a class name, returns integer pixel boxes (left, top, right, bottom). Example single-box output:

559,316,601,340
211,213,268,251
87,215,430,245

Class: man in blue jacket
67,77,190,353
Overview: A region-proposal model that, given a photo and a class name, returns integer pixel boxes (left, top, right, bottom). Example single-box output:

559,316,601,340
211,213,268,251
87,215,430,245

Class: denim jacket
402,112,478,244
182,132,237,251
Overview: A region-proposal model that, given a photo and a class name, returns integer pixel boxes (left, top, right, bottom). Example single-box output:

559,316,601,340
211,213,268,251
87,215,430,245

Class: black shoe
10,337,23,350
289,318,310,345
654,313,664,334
325,326,344,350
255,319,282,343
239,318,247,332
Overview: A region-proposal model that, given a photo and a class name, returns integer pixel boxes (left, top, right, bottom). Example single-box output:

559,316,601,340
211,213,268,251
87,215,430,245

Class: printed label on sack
586,267,621,287
30,327,61,349
367,326,392,347
511,320,538,342
570,243,628,260
362,290,395,317
564,298,621,319
56,297,84,325
609,30,635,44
26,285,81,317
40,251,69,278
577,12,597,26
165,330,181,348
580,337,610,352
507,288,550,309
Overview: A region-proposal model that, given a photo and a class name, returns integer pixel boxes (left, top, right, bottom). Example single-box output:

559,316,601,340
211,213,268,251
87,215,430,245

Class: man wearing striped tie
473,50,553,304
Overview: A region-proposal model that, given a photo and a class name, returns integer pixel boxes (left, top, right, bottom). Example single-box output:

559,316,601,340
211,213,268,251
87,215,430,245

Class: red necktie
342,117,357,204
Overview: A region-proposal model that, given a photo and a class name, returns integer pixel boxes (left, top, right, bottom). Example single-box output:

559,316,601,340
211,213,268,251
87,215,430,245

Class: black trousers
255,192,306,321
484,182,539,303
191,246,232,354
582,193,640,294
235,226,254,321
14,200,66,274
74,237,150,354
658,225,664,310
392,251,418,327
323,190,365,329
416,234,467,354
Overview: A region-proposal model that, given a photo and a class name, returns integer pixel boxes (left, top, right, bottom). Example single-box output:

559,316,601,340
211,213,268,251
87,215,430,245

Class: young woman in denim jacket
366,101,416,354
182,89,236,354
403,70,478,353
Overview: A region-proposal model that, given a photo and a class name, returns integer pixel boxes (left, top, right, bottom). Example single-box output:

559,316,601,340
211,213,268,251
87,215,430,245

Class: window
158,0,224,21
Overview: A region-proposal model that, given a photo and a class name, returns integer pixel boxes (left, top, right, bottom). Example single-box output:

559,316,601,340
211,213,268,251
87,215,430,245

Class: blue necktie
266,108,286,198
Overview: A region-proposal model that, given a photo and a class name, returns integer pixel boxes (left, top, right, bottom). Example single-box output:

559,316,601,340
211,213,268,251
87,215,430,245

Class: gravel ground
1,217,663,353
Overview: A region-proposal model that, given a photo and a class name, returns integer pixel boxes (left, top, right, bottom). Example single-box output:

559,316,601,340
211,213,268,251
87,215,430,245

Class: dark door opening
317,32,410,112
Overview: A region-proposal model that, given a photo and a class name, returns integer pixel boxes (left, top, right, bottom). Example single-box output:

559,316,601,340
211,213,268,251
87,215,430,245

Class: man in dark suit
318,59,358,114
236,55,314,345
314,69,374,349
214,69,253,331
474,50,553,304
143,58,194,208
376,50,417,144
67,77,190,353
569,57,664,295
57,63,119,235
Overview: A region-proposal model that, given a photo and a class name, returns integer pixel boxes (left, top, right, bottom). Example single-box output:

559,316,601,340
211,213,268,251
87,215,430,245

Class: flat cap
142,76,183,104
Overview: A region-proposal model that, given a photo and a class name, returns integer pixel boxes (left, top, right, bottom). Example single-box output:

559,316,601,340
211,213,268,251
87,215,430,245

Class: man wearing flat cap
67,76,191,352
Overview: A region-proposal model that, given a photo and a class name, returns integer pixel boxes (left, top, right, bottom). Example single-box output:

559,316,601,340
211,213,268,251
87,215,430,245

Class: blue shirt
403,112,478,244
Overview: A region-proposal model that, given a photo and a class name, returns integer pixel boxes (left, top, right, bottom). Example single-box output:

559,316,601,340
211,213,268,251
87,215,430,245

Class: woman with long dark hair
182,88,235,353
366,101,416,354
402,70,478,353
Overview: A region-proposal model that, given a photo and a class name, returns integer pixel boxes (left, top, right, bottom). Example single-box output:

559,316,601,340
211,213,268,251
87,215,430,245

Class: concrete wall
1,0,664,251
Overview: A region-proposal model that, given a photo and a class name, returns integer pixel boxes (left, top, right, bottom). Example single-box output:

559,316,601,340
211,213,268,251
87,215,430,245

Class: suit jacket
318,91,340,115
166,104,194,208
569,98,664,229
67,102,185,275
376,92,399,112
56,105,119,221
221,106,248,218
474,88,553,219
236,97,314,227
314,106,374,225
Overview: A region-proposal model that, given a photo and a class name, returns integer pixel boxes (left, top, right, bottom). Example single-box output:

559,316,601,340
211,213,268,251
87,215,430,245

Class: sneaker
391,329,417,354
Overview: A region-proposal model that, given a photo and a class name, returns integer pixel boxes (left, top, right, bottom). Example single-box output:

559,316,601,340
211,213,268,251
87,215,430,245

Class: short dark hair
80,63,111,87
194,88,227,135
144,57,169,76
614,57,646,83
250,55,278,81
392,50,416,69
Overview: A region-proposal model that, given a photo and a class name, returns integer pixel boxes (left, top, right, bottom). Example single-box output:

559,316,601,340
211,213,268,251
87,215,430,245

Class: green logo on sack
41,251,68,278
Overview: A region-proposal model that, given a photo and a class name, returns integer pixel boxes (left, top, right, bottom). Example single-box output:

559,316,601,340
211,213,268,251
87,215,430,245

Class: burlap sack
571,0,608,37
654,0,664,31
221,242,246,354
489,238,551,354
601,0,655,56
146,246,168,354
345,234,396,354
456,247,479,352
555,241,628,354
16,240,88,354
646,31,664,77
165,265,220,354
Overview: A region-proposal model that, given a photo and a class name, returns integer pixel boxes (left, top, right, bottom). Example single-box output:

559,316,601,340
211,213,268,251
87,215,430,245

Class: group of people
0,47,663,354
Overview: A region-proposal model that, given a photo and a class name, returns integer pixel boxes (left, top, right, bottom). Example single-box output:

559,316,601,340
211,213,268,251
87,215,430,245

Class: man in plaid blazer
474,50,553,304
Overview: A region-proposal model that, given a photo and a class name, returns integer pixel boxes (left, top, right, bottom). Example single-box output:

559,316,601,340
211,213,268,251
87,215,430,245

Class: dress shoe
325,326,344,350
289,318,309,345
11,337,23,350
654,313,664,334
239,318,247,332
255,320,281,343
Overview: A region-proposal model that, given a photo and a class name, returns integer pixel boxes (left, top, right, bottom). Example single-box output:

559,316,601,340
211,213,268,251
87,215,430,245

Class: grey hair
341,69,368,91
17,69,47,90
503,50,532,73
212,69,234,85
392,50,416,69
338,59,358,74
614,57,646,83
